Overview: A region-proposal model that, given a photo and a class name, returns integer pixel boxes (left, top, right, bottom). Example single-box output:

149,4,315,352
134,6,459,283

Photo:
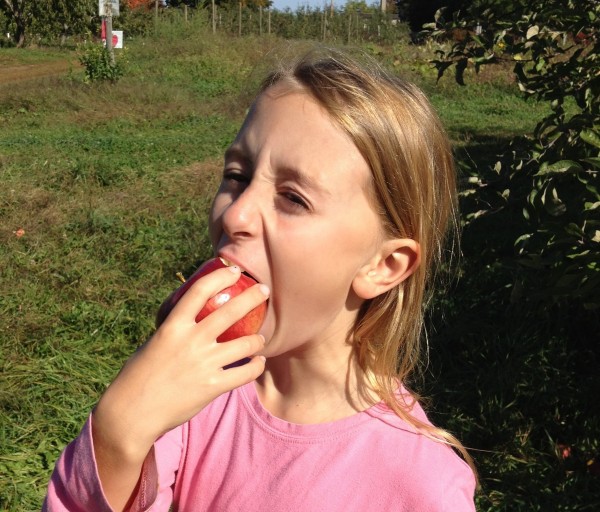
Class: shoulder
360,398,476,511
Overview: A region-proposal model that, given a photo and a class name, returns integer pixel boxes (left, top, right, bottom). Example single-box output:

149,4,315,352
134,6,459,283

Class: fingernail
258,355,267,363
258,284,270,296
228,265,241,273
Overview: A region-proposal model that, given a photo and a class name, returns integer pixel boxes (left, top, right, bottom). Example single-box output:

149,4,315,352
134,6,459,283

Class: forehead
230,86,372,193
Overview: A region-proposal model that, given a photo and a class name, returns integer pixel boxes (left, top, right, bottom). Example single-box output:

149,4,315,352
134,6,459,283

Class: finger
169,265,243,323
218,355,267,390
198,283,269,341
213,333,266,368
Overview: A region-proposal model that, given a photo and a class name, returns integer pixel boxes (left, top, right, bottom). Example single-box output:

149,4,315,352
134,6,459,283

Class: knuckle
205,373,222,392
248,334,263,352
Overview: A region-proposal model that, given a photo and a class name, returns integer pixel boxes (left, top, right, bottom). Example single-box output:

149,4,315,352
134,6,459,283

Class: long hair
259,47,475,477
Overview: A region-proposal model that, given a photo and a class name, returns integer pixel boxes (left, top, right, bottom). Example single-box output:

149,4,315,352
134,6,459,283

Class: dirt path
0,59,80,85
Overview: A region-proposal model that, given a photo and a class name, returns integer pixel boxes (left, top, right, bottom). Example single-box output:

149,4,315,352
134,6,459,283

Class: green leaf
454,58,468,86
515,233,532,247
435,61,454,82
580,129,600,149
526,25,540,39
473,54,495,64
585,201,600,211
543,190,567,216
535,160,583,176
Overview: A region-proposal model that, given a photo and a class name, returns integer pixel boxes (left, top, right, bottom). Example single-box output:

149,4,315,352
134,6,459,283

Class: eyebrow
224,146,252,167
278,166,331,198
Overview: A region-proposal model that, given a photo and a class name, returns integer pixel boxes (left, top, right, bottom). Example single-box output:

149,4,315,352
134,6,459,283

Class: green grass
1,20,596,511
1,28,249,510
0,46,73,65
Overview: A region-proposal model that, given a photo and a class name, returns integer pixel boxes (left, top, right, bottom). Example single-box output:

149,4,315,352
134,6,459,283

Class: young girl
44,48,476,511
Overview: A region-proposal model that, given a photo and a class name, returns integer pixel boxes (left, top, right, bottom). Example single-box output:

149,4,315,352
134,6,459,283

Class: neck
255,337,376,424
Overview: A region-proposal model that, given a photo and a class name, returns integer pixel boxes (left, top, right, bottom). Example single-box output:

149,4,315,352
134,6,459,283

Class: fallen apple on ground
155,258,267,342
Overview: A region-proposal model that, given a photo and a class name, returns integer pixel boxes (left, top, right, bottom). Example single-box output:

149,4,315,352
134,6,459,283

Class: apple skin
155,258,267,342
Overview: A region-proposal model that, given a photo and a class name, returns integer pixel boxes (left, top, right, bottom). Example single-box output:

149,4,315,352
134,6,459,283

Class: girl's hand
91,266,269,509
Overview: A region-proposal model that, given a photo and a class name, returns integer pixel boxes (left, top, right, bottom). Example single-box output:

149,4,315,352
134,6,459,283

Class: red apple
156,258,267,342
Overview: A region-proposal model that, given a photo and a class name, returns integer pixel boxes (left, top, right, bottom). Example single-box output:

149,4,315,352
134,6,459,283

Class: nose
219,185,262,241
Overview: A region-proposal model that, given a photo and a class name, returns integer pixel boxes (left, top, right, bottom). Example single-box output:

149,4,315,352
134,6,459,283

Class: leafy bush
78,44,125,82
428,0,599,309
117,2,158,37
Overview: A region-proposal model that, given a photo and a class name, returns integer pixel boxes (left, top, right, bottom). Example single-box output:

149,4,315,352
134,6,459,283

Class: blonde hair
260,47,476,477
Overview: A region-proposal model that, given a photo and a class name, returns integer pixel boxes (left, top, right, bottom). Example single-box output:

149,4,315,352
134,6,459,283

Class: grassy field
0,20,591,511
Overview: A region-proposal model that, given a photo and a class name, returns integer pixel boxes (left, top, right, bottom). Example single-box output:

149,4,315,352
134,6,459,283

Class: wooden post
238,2,242,37
104,0,114,65
259,6,263,36
184,4,188,23
268,8,271,35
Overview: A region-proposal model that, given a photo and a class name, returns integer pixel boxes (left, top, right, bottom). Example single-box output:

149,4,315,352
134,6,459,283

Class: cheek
274,231,362,303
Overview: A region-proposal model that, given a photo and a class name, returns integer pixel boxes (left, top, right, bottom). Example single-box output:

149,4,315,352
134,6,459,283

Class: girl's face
209,86,384,356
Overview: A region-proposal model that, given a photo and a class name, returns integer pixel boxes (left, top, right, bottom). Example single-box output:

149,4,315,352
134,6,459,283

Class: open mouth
241,270,256,281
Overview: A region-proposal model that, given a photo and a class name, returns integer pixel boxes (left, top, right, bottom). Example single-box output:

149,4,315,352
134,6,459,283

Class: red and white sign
112,31,123,49
101,21,124,48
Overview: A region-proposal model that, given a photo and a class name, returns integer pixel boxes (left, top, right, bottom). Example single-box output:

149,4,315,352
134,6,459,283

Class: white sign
112,31,123,49
99,0,119,17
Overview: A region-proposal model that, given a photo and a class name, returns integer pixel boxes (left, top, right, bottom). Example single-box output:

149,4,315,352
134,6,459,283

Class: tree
1,0,27,46
127,0,154,9
422,4,599,508
428,0,600,310
395,0,467,31
30,0,96,43
164,0,203,7
1,0,96,46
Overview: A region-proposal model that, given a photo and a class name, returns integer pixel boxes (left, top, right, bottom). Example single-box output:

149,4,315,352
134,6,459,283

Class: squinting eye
223,171,249,184
282,192,309,210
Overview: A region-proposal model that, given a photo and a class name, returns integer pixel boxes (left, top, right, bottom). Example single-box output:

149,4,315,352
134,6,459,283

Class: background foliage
1,1,599,511
423,0,600,509
1,0,409,47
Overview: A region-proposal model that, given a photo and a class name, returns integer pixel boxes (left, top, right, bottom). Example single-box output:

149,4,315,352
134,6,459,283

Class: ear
352,239,421,300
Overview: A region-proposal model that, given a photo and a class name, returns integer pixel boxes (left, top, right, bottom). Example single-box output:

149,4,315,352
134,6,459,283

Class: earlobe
352,239,421,300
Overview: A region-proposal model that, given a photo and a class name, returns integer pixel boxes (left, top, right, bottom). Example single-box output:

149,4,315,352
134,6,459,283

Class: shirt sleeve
42,415,184,512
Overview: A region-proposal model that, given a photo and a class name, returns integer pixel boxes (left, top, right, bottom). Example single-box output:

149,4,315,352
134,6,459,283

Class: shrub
78,43,125,82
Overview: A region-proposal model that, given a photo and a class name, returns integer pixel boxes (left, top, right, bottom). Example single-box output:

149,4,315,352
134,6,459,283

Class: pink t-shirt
44,382,476,511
